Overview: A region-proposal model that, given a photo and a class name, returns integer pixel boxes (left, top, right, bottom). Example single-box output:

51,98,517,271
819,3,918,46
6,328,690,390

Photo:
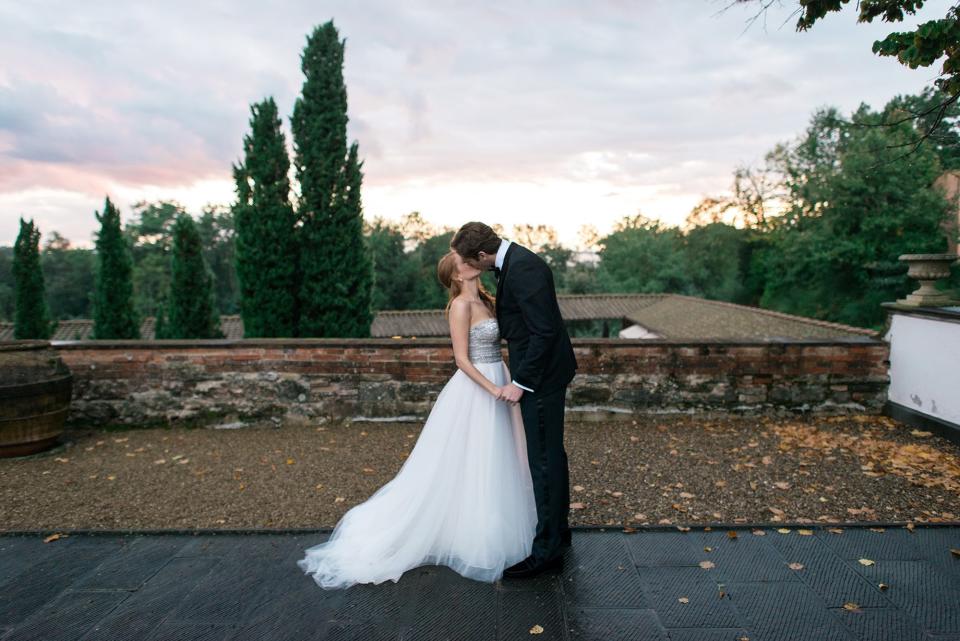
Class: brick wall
53,337,889,428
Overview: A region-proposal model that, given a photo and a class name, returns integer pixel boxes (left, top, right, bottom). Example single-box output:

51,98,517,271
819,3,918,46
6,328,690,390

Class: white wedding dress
297,317,538,589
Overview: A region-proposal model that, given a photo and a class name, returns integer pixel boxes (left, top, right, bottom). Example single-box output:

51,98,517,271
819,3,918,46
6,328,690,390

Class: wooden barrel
0,340,73,457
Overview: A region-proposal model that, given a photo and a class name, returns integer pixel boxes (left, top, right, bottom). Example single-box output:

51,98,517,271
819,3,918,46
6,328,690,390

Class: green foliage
366,218,420,311
196,205,240,316
233,97,298,337
756,97,953,328
885,87,960,169
12,218,54,339
41,232,96,320
0,246,13,321
164,214,222,339
124,200,181,321
292,21,373,337
121,200,236,326
92,196,140,339
682,223,754,303
595,214,691,294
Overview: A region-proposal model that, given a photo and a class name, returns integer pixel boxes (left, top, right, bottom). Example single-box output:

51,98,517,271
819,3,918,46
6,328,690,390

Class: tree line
7,20,371,340
5,88,959,336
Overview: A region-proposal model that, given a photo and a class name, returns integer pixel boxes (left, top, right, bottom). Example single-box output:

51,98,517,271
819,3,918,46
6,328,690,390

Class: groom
451,222,578,578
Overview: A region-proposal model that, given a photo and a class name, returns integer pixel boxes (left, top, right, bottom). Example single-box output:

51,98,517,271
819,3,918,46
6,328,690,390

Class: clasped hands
492,383,524,405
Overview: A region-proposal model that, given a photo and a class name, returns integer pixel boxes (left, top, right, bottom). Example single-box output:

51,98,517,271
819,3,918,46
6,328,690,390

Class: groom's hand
501,383,524,404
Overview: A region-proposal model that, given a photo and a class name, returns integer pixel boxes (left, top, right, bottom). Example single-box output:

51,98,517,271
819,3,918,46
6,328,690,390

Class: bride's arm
449,299,503,399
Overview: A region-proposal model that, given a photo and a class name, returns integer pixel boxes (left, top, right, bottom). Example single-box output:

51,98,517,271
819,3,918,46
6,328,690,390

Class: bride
296,250,538,589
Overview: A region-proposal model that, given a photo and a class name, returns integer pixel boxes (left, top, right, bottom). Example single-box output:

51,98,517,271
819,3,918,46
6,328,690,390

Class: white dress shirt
495,239,534,393
494,238,511,270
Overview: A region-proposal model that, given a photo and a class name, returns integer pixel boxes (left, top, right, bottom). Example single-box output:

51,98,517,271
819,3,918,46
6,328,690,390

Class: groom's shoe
503,554,564,579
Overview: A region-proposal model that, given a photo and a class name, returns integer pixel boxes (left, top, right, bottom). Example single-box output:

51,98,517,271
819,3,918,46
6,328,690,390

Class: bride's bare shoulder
448,297,471,319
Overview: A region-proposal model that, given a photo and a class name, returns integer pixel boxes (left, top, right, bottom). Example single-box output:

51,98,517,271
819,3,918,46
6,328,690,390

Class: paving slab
0,525,957,641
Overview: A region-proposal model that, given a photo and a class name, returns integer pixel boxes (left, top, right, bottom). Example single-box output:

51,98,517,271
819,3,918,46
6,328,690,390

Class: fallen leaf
788,562,805,570
43,533,67,543
529,624,544,635
777,528,791,534
362,467,375,475
569,502,586,510
678,597,689,604
286,458,295,465
726,531,738,539
878,583,889,591
797,529,814,536
910,430,932,438
858,558,875,566
699,560,715,569
573,485,585,492
54,457,69,463
842,602,861,611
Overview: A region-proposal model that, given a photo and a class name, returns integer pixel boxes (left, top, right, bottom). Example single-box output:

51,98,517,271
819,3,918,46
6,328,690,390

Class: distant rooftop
372,294,879,340
0,293,879,342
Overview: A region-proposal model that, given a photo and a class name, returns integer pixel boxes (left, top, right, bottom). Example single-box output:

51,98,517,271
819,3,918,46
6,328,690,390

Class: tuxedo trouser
518,384,570,563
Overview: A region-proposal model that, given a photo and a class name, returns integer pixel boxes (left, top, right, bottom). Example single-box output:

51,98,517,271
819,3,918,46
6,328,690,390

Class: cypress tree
336,142,373,334
166,213,221,339
291,20,373,337
92,196,140,339
233,97,299,338
12,218,54,339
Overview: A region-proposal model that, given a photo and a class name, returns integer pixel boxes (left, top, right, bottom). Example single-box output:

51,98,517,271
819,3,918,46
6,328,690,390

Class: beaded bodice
468,318,502,364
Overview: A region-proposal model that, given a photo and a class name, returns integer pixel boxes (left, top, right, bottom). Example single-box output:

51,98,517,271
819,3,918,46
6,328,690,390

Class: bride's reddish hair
437,251,496,317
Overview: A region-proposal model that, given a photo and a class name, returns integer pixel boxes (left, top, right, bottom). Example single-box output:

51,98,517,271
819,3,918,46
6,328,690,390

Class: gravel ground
2,414,958,530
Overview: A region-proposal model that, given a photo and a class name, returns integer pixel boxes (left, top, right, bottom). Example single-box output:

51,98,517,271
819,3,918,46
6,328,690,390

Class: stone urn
0,340,73,457
896,254,959,306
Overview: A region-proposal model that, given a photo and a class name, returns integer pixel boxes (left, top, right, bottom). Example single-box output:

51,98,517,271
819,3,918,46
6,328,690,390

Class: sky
0,0,952,249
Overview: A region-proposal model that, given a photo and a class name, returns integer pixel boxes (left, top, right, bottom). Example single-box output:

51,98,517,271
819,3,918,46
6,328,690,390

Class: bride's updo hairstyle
437,251,496,317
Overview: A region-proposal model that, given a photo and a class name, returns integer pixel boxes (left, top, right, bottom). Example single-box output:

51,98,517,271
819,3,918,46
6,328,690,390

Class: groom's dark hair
450,222,501,259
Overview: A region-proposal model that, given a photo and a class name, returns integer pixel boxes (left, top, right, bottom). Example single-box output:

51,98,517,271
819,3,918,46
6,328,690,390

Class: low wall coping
39,335,886,350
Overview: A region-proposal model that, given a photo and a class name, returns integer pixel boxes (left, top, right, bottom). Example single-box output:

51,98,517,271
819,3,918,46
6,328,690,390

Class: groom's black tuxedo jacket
496,243,577,395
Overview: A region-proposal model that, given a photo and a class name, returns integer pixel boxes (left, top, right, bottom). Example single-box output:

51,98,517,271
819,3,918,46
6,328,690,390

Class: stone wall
53,337,890,428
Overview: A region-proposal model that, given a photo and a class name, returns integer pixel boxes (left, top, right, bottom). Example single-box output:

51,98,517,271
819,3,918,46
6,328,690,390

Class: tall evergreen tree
12,218,54,339
233,97,299,337
92,197,140,339
291,21,373,337
166,214,222,339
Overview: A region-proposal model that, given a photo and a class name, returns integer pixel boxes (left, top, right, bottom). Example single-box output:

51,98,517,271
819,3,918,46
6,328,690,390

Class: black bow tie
492,266,501,279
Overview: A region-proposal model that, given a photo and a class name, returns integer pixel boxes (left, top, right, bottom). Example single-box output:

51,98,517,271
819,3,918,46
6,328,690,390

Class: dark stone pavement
1,525,959,641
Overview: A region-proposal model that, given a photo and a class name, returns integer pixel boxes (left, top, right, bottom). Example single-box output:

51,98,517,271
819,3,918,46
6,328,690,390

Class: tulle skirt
297,360,538,589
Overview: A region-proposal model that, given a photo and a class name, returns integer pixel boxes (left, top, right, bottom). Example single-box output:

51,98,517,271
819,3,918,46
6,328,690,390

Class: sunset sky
0,1,951,249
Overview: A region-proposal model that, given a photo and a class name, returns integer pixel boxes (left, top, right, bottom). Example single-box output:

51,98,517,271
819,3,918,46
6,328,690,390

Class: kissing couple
298,221,578,587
